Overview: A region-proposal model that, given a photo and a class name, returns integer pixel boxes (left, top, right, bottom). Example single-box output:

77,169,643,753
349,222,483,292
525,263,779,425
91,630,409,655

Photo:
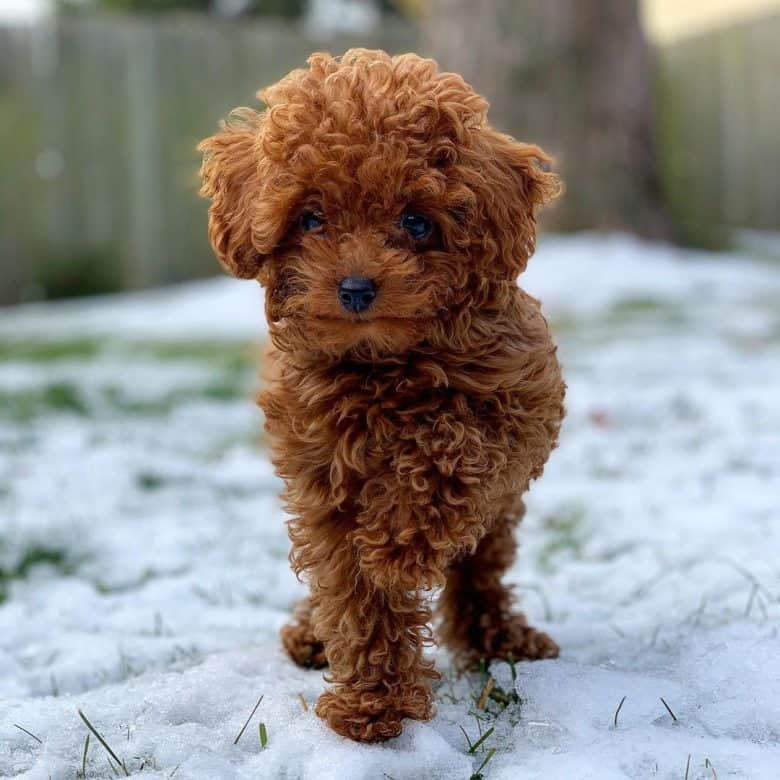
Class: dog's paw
503,622,560,661
462,615,560,664
280,622,328,669
315,683,433,742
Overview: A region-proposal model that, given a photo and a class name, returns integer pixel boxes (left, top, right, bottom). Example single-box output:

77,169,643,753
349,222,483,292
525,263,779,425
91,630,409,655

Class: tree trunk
423,0,672,236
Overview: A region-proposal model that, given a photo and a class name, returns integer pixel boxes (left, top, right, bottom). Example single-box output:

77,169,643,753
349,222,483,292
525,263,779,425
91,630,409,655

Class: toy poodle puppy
199,49,565,743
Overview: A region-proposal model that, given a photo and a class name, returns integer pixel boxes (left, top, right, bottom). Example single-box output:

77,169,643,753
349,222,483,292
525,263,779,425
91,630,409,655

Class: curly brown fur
438,498,559,665
199,49,565,743
279,596,328,669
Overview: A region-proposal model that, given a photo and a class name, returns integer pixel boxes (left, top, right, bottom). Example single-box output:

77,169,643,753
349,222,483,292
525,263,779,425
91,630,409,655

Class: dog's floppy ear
473,130,561,278
198,109,269,279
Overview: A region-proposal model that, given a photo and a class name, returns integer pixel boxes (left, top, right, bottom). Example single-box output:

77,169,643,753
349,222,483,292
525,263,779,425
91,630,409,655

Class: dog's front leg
309,540,437,742
352,425,496,593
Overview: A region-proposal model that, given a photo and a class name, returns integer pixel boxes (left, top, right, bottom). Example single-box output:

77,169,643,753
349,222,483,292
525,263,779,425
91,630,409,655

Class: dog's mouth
271,313,432,330
268,310,436,359
310,314,430,324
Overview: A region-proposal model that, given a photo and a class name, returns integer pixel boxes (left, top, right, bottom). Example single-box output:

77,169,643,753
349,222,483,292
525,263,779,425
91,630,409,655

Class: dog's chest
310,369,506,476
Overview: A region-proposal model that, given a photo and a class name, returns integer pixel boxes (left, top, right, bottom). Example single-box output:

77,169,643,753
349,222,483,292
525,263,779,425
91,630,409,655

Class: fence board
656,12,780,245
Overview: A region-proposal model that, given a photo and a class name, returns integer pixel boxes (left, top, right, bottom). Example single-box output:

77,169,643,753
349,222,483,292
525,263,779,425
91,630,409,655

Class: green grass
0,382,90,421
98,380,247,416
0,380,249,420
0,336,254,367
605,297,688,326
136,471,168,491
0,543,82,603
548,297,689,340
92,568,161,595
0,337,103,363
434,657,526,777
0,337,257,421
132,339,255,371
537,504,587,572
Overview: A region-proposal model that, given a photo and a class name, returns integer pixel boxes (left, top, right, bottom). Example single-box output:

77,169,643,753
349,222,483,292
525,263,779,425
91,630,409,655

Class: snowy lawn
1,234,779,779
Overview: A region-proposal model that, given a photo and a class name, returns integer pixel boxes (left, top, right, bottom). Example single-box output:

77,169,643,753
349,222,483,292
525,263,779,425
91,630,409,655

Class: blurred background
1,0,779,303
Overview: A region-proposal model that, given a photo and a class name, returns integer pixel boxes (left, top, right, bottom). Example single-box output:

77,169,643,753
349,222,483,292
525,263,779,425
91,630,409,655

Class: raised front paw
315,683,434,742
280,620,328,669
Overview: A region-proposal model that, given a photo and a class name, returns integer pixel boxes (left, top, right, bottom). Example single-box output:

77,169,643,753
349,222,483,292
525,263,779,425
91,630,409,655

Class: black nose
338,276,377,313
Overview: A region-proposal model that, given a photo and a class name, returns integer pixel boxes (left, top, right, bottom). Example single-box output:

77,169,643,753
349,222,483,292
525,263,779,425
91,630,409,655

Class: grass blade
474,746,497,776
613,695,627,728
477,677,495,710
80,734,90,778
77,709,129,777
468,726,494,755
506,652,517,683
458,724,473,752
13,724,42,744
233,694,264,745
258,722,268,749
660,697,678,722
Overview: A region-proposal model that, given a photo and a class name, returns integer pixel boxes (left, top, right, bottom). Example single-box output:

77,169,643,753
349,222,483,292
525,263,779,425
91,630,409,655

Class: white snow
0,0,50,23
0,233,779,779
0,277,266,342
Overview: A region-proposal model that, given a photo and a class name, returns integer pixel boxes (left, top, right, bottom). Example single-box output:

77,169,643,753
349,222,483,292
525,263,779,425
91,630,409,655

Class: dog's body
200,50,565,742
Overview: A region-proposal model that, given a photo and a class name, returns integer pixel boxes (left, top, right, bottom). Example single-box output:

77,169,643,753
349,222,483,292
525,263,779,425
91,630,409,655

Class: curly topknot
260,50,489,154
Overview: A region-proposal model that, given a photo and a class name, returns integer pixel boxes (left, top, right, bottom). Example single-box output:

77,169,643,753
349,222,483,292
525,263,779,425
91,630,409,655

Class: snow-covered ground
1,234,779,779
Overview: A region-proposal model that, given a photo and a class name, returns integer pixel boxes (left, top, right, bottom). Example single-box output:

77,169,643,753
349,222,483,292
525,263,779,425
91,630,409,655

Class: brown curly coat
199,49,565,743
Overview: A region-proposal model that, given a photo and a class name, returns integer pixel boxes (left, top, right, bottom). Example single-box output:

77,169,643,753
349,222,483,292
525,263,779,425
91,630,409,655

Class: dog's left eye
301,212,324,232
400,212,433,241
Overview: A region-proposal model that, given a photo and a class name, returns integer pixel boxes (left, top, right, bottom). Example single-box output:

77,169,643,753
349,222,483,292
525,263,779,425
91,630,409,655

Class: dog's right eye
400,212,433,242
300,212,324,232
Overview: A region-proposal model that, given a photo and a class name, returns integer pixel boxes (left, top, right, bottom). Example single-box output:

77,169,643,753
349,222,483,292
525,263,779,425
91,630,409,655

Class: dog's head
199,49,559,360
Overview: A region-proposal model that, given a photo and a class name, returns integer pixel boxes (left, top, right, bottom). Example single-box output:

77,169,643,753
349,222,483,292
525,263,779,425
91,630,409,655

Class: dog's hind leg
437,499,559,665
280,595,328,669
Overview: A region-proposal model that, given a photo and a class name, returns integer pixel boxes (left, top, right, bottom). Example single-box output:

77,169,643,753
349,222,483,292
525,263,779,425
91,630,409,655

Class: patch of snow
0,234,778,778
0,276,266,341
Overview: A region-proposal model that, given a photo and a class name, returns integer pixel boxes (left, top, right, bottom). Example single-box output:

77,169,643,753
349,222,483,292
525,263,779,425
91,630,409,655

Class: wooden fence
0,14,417,303
0,11,779,303
656,12,780,246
